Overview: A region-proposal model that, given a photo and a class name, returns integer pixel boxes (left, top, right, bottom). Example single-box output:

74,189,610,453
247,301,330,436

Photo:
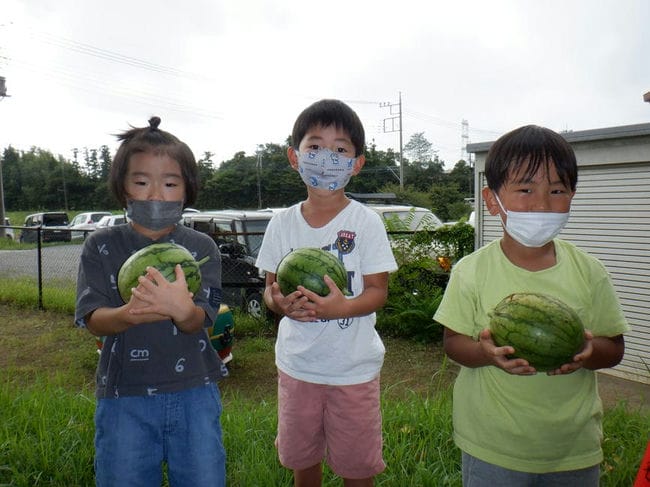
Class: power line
406,109,502,136
23,28,218,83
3,54,223,120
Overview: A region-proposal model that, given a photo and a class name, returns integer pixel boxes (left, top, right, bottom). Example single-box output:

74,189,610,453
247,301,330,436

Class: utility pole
0,76,9,240
256,152,262,209
461,119,469,163
380,91,404,189
61,157,69,212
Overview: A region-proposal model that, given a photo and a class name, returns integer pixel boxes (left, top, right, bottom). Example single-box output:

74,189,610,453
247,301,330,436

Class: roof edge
467,122,650,153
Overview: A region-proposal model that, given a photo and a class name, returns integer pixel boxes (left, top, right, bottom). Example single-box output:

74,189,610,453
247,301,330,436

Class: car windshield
91,213,110,222
43,214,69,226
243,220,271,257
382,210,441,231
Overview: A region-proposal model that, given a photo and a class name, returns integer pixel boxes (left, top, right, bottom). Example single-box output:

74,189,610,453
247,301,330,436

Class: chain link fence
0,223,471,316
0,225,266,315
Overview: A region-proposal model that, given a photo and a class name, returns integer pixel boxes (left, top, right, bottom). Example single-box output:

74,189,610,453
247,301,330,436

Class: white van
367,204,443,231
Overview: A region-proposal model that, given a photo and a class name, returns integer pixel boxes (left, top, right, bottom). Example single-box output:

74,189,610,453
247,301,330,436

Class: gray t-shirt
75,223,227,398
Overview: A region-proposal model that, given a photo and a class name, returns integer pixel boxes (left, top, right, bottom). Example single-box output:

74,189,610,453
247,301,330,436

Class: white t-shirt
256,200,398,385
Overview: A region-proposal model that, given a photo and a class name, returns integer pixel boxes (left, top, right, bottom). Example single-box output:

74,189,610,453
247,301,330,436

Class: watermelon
276,247,350,297
488,292,585,372
117,242,209,303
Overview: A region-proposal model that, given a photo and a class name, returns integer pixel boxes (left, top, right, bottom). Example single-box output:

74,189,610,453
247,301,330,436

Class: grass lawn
1,303,648,486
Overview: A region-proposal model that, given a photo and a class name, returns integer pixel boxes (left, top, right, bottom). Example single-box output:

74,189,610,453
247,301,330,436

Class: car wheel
245,291,264,318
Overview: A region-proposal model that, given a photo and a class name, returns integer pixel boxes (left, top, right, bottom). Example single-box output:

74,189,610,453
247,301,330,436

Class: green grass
0,293,648,485
2,379,647,486
0,382,96,486
0,277,76,312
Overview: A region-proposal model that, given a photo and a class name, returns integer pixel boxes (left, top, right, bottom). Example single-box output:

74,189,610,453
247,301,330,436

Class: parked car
183,209,274,317
344,192,443,230
20,212,71,243
367,204,443,231
364,203,452,275
69,211,112,240
96,214,127,229
2,217,14,240
468,210,476,228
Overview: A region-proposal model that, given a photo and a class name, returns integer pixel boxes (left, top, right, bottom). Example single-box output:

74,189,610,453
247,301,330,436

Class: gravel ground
598,372,650,412
0,244,83,282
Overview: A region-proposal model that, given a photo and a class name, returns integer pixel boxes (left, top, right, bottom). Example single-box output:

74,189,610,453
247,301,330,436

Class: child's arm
87,265,205,336
583,334,625,369
443,327,537,375
547,332,625,375
263,271,389,322
262,271,314,320
299,272,389,320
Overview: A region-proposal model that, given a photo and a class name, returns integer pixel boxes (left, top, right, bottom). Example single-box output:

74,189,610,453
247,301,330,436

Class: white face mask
296,148,357,191
494,193,569,247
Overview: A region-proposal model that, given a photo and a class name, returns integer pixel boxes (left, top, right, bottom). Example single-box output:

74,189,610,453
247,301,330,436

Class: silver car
96,214,127,229
69,211,112,240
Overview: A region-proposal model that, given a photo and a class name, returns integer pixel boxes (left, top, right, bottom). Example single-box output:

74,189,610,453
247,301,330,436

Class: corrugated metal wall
479,163,650,384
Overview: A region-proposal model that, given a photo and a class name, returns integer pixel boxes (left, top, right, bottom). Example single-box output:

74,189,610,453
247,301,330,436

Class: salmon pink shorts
276,369,385,479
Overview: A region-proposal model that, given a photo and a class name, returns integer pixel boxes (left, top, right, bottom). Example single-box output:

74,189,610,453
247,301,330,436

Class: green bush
377,222,475,343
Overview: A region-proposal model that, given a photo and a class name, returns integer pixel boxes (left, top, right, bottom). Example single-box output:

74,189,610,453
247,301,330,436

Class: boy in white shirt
256,99,397,487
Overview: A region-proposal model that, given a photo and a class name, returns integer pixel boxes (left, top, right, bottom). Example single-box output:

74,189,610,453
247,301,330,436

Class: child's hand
478,328,537,375
270,282,316,322
297,275,348,321
546,330,594,376
129,265,196,324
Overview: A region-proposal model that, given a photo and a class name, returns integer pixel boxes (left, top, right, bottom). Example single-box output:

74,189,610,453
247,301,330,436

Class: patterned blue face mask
296,148,357,191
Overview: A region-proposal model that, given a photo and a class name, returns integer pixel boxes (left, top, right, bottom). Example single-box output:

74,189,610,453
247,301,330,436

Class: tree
1,147,22,210
404,132,436,167
448,159,474,197
350,142,399,194
195,152,216,208
84,148,100,180
99,145,112,181
429,182,472,222
0,136,476,217
403,156,445,192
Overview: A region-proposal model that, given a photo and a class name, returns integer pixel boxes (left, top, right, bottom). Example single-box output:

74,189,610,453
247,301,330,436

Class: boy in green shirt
434,124,628,486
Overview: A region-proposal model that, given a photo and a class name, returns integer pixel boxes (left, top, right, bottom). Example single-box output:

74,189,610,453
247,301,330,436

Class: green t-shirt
433,238,629,473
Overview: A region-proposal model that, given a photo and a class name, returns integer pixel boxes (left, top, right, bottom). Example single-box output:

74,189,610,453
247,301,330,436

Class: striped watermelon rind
276,247,350,297
488,292,585,372
117,242,208,303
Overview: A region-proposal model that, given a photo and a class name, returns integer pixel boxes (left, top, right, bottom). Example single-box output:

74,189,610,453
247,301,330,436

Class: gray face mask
126,200,183,231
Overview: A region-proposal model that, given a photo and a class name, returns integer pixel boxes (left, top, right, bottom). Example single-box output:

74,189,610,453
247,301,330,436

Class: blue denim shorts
94,382,225,487
461,452,599,487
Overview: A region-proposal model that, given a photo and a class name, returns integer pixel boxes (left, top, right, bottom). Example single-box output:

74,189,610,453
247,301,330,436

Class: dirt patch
598,372,650,412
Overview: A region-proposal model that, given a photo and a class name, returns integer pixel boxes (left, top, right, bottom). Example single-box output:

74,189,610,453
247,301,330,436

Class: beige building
468,123,650,384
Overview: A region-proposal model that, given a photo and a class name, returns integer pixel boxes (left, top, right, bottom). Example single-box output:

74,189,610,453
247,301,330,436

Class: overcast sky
1,0,649,169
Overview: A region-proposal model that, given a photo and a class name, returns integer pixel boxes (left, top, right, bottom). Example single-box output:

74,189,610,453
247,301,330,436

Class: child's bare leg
343,477,373,487
294,463,322,487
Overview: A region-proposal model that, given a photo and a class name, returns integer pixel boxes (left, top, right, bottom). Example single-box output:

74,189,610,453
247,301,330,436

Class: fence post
37,227,43,310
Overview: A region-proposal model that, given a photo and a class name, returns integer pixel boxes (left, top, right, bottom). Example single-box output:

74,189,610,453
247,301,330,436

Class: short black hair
485,125,578,193
108,116,199,207
291,99,365,157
